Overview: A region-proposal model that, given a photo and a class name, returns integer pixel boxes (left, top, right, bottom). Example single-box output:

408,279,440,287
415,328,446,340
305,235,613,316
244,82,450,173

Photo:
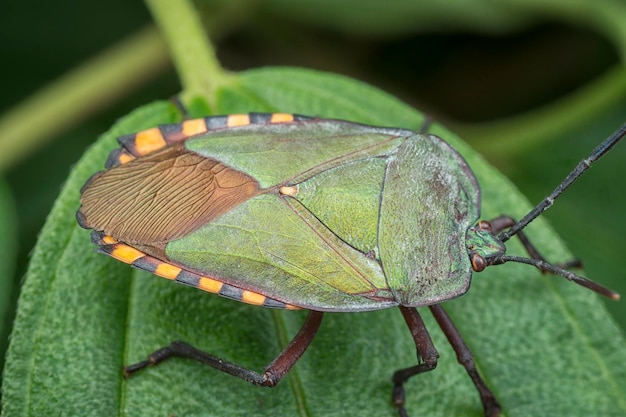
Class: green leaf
3,68,625,417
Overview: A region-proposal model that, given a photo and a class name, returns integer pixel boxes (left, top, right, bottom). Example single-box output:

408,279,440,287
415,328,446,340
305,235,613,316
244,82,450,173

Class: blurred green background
1,0,624,383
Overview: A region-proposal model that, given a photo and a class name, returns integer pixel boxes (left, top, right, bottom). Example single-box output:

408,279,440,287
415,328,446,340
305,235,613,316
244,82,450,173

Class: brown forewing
78,144,260,246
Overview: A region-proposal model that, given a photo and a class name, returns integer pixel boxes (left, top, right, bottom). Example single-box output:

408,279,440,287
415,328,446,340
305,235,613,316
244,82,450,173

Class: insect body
77,112,623,416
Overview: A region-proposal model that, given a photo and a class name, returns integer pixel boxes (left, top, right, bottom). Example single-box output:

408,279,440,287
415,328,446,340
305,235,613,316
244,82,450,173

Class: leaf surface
3,67,625,417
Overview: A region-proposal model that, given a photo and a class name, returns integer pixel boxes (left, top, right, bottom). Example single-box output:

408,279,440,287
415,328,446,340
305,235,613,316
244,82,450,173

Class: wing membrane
78,145,260,245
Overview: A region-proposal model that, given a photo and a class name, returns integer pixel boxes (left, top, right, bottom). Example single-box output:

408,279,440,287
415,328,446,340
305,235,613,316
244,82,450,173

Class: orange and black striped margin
91,231,300,310
106,113,313,168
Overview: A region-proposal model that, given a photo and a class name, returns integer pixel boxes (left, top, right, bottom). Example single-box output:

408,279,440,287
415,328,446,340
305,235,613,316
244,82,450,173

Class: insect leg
169,95,189,118
393,306,440,417
429,304,501,417
418,116,434,134
124,310,324,387
489,215,582,269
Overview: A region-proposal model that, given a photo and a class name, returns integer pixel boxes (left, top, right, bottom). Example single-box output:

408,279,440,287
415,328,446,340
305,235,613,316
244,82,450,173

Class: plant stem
0,26,169,173
145,0,232,109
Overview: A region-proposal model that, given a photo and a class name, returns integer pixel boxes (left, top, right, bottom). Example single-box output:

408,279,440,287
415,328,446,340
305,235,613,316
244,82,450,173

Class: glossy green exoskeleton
77,112,624,417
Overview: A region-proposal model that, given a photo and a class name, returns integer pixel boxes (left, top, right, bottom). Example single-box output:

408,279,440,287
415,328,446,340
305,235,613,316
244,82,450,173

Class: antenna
498,122,626,243
490,255,620,300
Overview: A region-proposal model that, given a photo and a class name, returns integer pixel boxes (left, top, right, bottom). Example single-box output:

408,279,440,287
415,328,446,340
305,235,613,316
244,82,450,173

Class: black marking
117,133,137,152
175,270,201,287
293,114,314,122
95,244,117,257
75,209,89,229
132,257,158,274
204,115,229,130
249,113,272,124
263,298,288,309
158,123,183,140
90,230,107,245
104,148,135,169
105,149,123,169
219,284,244,301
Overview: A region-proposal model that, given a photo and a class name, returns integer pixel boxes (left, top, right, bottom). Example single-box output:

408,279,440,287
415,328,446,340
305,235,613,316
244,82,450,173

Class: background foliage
1,0,625,416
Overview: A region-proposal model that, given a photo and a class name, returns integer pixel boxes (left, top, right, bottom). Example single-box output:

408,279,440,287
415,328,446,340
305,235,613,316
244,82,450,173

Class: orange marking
118,152,136,165
199,277,224,294
242,290,267,306
182,118,208,136
111,244,145,264
270,113,294,123
134,128,167,155
227,114,251,127
279,185,299,196
155,263,182,280
101,235,118,244
285,304,301,310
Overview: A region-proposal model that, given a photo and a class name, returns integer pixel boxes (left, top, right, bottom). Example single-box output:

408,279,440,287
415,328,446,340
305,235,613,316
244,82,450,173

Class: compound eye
471,253,487,272
478,220,492,232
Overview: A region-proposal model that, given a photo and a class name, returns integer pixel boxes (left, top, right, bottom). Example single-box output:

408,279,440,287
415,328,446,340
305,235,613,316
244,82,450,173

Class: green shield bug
76,112,623,416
